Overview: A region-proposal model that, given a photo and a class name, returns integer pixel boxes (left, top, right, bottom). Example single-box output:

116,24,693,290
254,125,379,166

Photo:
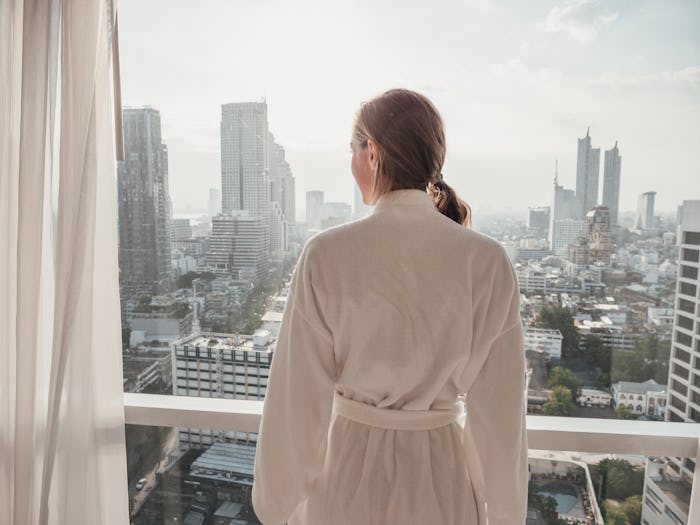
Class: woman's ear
367,139,378,170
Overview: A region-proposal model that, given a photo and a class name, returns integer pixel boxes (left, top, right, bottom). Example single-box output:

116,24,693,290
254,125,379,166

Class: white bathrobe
252,188,528,524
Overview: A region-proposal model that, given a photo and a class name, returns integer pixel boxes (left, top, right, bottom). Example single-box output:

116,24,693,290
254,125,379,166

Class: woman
252,88,528,524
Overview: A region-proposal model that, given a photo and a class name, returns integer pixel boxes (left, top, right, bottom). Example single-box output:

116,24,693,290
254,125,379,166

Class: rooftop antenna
554,159,559,185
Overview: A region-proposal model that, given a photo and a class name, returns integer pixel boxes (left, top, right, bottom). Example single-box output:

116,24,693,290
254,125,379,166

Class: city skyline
118,0,700,215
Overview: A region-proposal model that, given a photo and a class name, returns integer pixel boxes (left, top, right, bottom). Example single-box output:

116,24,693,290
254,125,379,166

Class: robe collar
371,188,437,215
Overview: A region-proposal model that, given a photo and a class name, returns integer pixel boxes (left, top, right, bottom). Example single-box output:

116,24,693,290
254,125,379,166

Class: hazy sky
119,0,699,218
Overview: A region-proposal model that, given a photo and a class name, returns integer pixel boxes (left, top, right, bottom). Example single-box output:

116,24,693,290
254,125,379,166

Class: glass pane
126,429,696,525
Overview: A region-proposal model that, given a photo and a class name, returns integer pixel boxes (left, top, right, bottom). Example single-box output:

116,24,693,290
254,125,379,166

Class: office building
548,168,579,255
270,200,287,258
171,218,192,241
220,102,270,219
171,331,275,449
527,206,550,237
637,191,657,230
306,190,324,229
575,128,600,219
268,134,296,225
117,107,172,296
602,142,622,227
207,213,268,281
208,187,221,219
640,200,700,525
586,206,613,265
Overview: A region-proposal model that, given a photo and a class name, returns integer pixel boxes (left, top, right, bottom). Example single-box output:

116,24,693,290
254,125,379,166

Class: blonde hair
352,88,471,227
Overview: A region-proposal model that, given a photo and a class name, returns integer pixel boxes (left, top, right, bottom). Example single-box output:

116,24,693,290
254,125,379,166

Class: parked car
135,478,147,491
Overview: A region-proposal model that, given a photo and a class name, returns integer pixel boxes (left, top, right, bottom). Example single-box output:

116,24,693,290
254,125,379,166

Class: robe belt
332,390,466,431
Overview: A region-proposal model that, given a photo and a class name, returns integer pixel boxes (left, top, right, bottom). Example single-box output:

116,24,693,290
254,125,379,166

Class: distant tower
602,142,622,227
575,128,601,219
220,102,270,218
585,206,612,265
636,191,657,230
117,107,172,296
527,207,550,238
220,101,271,257
208,188,221,219
549,161,581,255
306,190,324,229
268,133,296,225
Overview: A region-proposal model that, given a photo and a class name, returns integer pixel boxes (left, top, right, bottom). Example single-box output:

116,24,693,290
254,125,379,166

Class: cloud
545,0,619,44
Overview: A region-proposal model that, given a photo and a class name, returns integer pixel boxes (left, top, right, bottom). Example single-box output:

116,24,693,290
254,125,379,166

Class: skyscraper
602,142,622,227
268,133,296,225
306,190,324,229
640,200,700,525
208,188,221,219
220,102,270,218
117,107,172,296
207,213,268,281
636,191,657,230
575,128,601,219
527,206,550,238
549,165,580,255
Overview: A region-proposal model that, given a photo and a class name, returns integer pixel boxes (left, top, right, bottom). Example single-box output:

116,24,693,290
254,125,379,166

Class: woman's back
252,188,528,525
253,89,527,525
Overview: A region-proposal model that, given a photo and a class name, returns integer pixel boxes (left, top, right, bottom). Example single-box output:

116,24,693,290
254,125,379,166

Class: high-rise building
575,128,601,219
602,142,622,227
117,107,172,296
636,191,657,230
208,188,221,219
220,102,270,219
269,201,287,258
172,218,192,241
527,206,550,237
207,213,268,281
640,200,699,525
268,133,296,225
586,206,613,265
306,190,324,229
549,167,580,255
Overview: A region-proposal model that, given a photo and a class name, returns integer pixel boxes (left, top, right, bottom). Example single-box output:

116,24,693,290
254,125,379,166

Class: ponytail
353,89,473,227
427,175,471,227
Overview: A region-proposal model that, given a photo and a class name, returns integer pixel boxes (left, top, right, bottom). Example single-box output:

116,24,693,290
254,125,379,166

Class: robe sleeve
463,250,528,525
252,239,336,525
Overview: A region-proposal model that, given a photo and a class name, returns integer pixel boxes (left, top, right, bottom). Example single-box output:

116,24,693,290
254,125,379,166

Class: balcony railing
124,393,700,521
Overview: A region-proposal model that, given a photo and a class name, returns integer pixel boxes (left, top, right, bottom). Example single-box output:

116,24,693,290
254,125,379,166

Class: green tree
621,495,642,525
602,501,627,525
543,386,575,416
592,459,644,501
615,404,637,420
536,306,580,357
548,367,580,399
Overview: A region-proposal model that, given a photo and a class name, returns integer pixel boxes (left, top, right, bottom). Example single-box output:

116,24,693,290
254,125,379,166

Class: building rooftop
613,379,666,395
190,441,256,486
174,331,275,352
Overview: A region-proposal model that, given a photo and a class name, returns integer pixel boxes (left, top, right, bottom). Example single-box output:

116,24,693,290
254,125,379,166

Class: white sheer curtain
0,0,129,524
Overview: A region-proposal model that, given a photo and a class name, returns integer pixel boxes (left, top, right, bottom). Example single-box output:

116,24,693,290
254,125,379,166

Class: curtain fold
1,0,129,523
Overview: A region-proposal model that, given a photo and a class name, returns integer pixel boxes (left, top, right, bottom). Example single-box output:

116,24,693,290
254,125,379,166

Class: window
682,248,699,263
684,232,700,245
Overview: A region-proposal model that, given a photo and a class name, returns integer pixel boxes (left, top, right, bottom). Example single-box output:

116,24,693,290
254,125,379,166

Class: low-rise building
523,327,563,361
171,331,275,450
611,379,667,418
576,387,612,408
